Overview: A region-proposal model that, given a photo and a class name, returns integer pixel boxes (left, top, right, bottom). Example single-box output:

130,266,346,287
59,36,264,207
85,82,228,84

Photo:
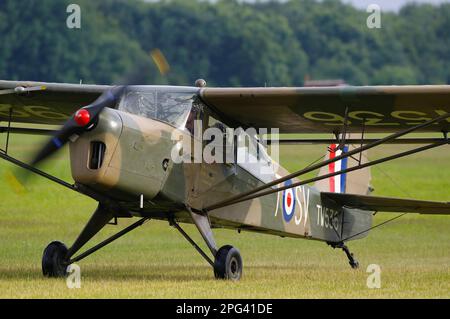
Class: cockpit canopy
117,86,198,129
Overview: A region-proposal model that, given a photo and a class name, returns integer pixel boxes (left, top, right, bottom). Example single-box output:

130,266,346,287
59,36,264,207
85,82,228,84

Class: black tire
214,245,243,281
42,241,69,278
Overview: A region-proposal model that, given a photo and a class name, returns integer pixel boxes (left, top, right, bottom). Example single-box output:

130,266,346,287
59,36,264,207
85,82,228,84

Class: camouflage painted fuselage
69,86,372,244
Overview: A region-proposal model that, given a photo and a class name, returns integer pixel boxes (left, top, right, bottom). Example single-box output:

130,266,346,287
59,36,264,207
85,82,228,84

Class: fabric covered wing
0,80,109,125
200,86,450,133
321,192,450,215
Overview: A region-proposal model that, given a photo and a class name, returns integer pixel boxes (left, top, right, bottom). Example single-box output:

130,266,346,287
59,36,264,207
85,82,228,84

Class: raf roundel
282,180,296,222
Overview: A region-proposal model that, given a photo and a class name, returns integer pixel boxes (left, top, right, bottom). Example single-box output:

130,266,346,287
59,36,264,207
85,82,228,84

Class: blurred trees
0,0,448,86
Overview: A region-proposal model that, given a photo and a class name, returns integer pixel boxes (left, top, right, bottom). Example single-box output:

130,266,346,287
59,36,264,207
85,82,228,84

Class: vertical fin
315,134,371,195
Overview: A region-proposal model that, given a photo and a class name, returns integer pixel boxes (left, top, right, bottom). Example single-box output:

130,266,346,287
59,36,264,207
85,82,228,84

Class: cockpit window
120,91,157,118
118,89,195,129
157,91,193,128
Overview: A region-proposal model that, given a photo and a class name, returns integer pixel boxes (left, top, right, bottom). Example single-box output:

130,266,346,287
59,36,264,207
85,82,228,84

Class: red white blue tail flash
328,144,348,193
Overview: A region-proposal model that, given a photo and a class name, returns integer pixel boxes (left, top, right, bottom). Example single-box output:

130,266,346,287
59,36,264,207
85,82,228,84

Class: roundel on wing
282,180,296,222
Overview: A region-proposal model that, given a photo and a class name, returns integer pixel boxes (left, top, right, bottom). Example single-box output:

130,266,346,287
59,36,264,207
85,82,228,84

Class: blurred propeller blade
30,85,126,167
29,51,157,169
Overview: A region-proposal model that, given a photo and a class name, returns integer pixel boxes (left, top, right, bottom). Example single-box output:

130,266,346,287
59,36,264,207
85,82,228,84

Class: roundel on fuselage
282,180,296,222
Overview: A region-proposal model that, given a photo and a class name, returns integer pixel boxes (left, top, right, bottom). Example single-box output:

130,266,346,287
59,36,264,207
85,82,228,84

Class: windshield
118,88,196,129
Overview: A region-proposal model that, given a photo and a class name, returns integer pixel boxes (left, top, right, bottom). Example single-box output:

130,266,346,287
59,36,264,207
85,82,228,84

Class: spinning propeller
30,49,171,167
4,49,171,194
30,86,126,167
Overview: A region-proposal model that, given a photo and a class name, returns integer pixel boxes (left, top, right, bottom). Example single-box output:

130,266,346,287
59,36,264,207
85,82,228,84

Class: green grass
0,134,449,298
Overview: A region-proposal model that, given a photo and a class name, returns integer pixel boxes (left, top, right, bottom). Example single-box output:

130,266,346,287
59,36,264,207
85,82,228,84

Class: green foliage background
0,0,449,86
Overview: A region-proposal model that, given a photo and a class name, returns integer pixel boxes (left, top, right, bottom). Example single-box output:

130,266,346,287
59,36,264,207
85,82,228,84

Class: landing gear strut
41,202,242,280
171,209,243,281
329,242,359,269
41,204,149,278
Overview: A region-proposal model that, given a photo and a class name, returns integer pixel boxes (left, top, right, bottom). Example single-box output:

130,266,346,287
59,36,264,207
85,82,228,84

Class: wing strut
204,112,450,212
0,149,76,191
0,144,123,207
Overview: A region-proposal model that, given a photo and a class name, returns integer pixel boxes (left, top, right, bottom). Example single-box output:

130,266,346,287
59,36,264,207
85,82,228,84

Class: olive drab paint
0,80,449,277
67,86,374,242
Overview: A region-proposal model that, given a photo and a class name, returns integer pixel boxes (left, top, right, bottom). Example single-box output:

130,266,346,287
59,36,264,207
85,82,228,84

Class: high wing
200,86,450,133
321,192,450,215
3,81,450,132
0,80,109,125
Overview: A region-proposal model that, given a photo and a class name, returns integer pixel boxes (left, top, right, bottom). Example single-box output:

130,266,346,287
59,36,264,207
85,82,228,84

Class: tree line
0,0,448,86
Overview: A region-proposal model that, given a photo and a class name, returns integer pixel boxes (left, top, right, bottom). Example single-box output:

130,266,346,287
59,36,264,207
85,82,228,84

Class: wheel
213,245,243,281
349,253,360,269
42,241,69,278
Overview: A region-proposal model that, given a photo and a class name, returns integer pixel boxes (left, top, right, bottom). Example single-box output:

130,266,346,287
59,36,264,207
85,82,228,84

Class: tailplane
321,192,450,215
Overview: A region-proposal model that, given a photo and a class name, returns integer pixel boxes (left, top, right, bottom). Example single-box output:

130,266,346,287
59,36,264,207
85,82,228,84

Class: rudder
315,134,372,195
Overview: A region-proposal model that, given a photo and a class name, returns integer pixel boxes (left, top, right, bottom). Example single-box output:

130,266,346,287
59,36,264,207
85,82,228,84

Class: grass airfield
0,134,449,298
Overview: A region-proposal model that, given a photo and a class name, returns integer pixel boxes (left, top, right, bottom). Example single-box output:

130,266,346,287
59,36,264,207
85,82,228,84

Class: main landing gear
41,204,242,281
170,208,243,281
41,204,149,278
42,241,69,277
214,245,243,280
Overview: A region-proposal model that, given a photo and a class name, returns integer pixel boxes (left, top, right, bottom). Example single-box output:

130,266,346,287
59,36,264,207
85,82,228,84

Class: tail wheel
42,241,69,278
214,245,243,281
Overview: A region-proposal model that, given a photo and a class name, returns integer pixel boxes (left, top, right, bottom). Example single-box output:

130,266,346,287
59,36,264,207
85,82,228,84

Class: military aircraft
0,79,449,281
